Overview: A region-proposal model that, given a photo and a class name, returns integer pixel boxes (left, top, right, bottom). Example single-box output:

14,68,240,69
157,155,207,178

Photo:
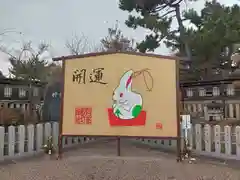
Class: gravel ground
0,139,240,180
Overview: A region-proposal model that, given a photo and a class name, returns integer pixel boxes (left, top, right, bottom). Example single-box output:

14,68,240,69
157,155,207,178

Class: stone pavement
0,139,240,180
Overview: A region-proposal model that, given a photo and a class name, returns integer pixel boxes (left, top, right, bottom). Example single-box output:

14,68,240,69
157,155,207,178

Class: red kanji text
156,122,163,129
75,107,92,125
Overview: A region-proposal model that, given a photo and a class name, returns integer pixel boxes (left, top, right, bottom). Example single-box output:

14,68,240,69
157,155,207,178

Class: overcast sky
0,0,238,76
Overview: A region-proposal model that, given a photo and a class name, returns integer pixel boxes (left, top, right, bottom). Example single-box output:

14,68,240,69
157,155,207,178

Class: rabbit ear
120,70,133,91
126,76,132,91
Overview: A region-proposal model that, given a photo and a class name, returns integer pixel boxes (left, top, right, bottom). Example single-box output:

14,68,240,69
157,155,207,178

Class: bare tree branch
65,33,103,55
0,41,48,65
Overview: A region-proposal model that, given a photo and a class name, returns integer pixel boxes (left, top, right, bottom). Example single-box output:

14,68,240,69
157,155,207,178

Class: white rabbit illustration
112,70,143,119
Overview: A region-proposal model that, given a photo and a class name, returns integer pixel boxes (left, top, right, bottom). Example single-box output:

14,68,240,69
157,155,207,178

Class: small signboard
181,114,191,141
181,114,191,130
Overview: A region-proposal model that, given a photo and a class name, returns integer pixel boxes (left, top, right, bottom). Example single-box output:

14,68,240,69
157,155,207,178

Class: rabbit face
112,70,143,120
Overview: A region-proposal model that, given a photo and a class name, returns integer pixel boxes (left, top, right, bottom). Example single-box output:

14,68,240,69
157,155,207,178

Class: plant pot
107,108,146,126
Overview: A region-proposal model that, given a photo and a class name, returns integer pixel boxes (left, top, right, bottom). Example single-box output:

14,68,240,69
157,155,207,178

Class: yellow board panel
61,53,179,137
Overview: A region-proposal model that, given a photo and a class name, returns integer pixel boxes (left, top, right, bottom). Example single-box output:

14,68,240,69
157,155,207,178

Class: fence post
235,126,240,158
214,125,221,154
44,123,51,143
77,137,82,144
74,137,79,145
27,124,34,154
180,128,184,151
52,122,59,148
229,104,234,119
36,124,43,152
0,126,4,161
18,125,25,155
62,136,67,148
8,126,15,157
236,104,240,120
67,137,73,147
195,124,202,151
80,137,85,144
86,137,90,143
204,124,211,153
187,128,193,148
224,125,232,156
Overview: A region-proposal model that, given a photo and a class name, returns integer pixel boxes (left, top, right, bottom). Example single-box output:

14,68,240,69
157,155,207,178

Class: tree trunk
175,4,192,61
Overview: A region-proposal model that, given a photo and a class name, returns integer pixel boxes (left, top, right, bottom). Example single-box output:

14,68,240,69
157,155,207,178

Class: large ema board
54,52,181,138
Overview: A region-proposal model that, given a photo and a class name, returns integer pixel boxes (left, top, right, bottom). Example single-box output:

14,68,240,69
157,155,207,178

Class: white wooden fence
1,122,240,161
134,124,240,160
0,122,97,162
